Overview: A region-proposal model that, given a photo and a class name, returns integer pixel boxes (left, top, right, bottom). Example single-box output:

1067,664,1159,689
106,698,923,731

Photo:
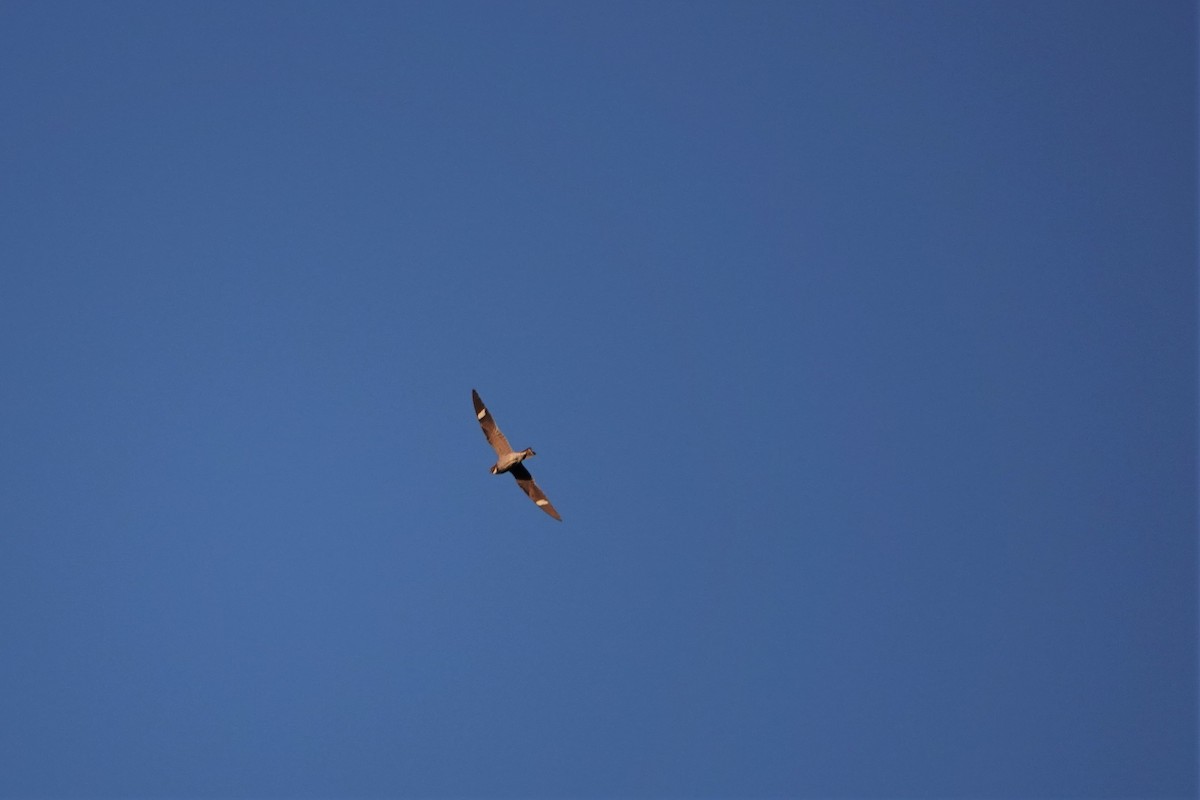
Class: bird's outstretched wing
472,389,513,457
510,464,562,521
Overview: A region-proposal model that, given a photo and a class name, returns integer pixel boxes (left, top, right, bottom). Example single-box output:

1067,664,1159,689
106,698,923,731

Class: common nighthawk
472,389,562,521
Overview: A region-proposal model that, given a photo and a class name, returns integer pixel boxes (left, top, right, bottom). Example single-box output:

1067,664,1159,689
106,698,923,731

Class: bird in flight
472,389,562,521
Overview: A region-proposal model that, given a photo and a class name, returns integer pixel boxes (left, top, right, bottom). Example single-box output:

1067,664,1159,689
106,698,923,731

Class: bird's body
472,389,562,521
490,448,534,475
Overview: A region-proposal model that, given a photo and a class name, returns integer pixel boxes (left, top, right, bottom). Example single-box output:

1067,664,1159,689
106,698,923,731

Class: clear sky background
0,2,1195,798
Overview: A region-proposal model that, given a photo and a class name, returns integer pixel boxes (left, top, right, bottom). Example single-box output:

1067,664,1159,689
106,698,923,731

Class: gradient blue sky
1,2,1195,797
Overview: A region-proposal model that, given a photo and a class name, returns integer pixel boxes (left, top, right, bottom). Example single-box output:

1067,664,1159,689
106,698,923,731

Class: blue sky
0,2,1195,797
